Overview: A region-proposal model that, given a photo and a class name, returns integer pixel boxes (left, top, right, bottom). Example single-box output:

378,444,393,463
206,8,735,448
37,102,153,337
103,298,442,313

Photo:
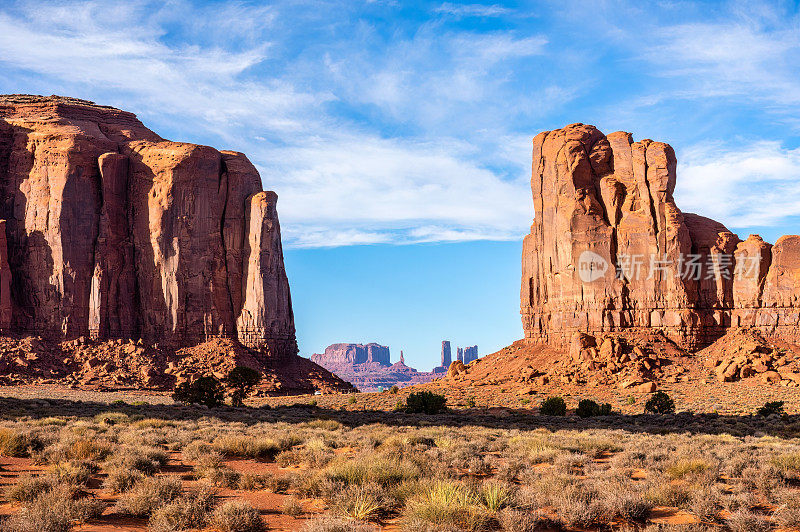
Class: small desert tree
226,367,262,407
173,376,225,408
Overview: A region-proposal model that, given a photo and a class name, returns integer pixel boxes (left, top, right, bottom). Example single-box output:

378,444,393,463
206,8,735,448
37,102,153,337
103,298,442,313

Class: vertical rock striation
521,123,800,350
0,95,296,357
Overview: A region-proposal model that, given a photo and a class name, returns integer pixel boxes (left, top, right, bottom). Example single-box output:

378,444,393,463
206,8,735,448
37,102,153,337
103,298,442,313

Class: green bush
575,399,612,418
172,376,225,408
225,367,262,407
404,392,447,414
644,391,675,414
757,401,785,417
539,396,566,416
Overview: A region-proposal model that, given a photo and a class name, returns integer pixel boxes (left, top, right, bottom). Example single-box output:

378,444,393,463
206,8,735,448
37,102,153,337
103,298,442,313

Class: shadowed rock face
521,123,800,350
0,95,296,357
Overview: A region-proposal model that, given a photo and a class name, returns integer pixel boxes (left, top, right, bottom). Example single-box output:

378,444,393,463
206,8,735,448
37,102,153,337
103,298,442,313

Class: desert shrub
226,367,262,407
389,385,399,394
5,485,103,532
498,508,547,532
644,391,675,414
172,376,225,408
106,446,168,476
104,467,146,493
331,484,386,521
725,508,770,531
348,395,357,405
115,476,183,517
49,460,94,485
404,391,447,414
325,457,419,487
204,466,241,489
757,400,785,417
575,399,612,418
0,428,35,457
774,489,800,527
147,488,215,532
239,473,269,491
666,459,712,479
7,475,57,502
213,435,280,461
209,500,265,532
552,485,604,528
479,481,513,511
301,516,377,531
282,495,303,517
402,480,492,532
539,396,567,416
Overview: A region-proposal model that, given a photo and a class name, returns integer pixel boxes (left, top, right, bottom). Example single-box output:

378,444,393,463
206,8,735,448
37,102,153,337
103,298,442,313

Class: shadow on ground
2,396,799,438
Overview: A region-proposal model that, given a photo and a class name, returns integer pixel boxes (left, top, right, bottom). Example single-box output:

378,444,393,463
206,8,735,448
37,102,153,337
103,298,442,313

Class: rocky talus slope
0,95,349,393
521,123,800,350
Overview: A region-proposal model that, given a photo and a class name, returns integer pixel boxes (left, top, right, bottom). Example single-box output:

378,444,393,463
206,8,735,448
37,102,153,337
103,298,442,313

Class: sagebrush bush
114,476,182,517
147,488,216,532
209,500,265,532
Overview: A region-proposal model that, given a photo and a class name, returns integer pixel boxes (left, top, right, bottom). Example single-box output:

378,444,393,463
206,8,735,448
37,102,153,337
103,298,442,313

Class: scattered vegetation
404,391,447,414
226,367,262,407
758,400,785,417
575,399,612,418
644,391,675,414
539,396,567,416
172,375,225,407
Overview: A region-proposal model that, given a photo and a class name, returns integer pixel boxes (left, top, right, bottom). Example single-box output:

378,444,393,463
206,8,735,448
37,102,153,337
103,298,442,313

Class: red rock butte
521,123,800,351
0,95,296,357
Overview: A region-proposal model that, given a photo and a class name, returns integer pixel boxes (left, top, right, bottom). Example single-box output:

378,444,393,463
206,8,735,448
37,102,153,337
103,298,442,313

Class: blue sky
1,0,799,369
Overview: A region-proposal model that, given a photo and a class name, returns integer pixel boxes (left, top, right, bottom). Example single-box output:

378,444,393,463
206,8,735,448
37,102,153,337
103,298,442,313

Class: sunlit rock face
0,95,296,357
521,123,800,350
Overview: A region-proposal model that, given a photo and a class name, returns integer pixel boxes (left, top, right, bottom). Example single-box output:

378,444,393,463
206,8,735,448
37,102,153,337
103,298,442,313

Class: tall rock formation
463,345,479,364
440,341,451,367
521,123,800,350
0,95,296,357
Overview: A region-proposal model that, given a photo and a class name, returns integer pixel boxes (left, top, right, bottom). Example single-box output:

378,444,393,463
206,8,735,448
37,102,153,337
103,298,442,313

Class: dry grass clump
209,500,265,532
282,495,303,517
402,479,496,531
0,428,37,457
147,487,216,532
6,475,57,503
325,456,419,487
114,476,182,517
212,435,282,461
301,515,377,531
4,484,103,532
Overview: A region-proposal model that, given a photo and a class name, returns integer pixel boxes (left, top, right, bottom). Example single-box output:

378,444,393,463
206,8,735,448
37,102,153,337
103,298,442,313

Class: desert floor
0,385,797,531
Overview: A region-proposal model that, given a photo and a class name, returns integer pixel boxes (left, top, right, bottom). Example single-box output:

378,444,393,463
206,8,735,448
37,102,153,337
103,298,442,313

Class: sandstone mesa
310,343,437,391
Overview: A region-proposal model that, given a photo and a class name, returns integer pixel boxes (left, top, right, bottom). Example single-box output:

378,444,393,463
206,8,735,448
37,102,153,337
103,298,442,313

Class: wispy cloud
434,3,513,18
676,141,800,229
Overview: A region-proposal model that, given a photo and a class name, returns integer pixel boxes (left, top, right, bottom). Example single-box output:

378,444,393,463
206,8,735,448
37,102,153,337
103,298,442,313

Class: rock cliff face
0,95,296,357
521,123,800,350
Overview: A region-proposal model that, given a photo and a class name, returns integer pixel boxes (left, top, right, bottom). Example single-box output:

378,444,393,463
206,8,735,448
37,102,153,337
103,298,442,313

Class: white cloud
434,3,513,18
676,141,800,229
0,0,538,249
